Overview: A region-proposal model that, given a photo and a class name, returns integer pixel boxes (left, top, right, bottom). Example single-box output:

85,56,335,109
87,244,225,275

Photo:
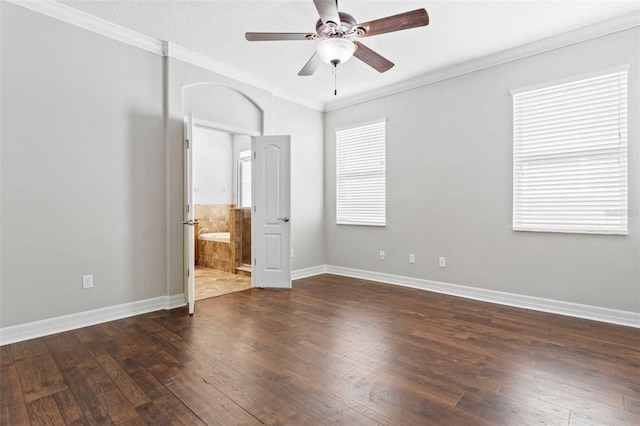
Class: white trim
0,294,186,346
292,265,639,328
335,120,387,227
168,43,272,95
2,264,637,345
166,293,188,309
325,266,640,328
335,117,388,133
292,265,328,280
166,43,324,112
325,13,640,111
6,0,163,55
193,117,261,137
6,1,323,112
9,1,637,113
511,69,629,235
510,64,631,95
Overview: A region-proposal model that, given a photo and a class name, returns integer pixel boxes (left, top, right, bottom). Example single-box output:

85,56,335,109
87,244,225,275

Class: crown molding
7,0,324,111
324,12,640,112
165,43,325,111
7,0,163,55
9,1,637,113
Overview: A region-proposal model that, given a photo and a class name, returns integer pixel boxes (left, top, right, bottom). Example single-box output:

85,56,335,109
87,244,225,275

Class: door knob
277,217,290,222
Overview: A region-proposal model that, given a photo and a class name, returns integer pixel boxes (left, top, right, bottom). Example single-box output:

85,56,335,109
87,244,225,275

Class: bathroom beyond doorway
192,125,253,300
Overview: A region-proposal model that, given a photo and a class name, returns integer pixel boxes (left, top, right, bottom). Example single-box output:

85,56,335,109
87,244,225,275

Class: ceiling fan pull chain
333,62,338,96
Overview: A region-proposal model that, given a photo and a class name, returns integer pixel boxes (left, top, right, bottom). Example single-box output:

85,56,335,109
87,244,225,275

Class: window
238,149,251,208
511,67,628,234
336,120,386,226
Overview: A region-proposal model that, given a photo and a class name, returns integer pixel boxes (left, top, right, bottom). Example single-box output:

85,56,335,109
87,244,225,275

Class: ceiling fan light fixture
316,38,355,65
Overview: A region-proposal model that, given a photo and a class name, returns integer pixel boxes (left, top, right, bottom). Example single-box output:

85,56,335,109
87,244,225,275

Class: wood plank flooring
1,274,639,425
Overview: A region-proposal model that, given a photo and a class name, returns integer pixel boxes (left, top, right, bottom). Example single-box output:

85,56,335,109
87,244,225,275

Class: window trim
509,65,630,96
336,119,387,227
511,67,629,235
237,149,252,209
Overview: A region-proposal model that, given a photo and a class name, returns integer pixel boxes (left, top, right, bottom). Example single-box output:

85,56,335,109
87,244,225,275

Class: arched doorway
182,84,263,313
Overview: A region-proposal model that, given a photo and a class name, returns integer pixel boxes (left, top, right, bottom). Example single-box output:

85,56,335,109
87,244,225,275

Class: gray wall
1,2,165,327
1,2,326,327
166,64,272,296
3,1,635,329
271,97,326,271
192,127,233,205
166,59,326,296
324,28,640,313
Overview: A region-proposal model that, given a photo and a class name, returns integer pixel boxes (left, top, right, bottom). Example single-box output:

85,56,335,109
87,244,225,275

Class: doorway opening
192,124,253,300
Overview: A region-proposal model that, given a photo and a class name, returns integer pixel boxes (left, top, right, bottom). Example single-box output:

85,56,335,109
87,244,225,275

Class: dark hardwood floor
1,274,639,425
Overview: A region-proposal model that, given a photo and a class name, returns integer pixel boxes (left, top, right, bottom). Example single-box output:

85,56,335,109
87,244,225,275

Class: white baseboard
3,264,637,346
322,265,639,328
292,265,328,280
166,293,187,309
0,294,186,346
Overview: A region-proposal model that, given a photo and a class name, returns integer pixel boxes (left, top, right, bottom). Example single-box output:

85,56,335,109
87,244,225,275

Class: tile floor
194,266,252,301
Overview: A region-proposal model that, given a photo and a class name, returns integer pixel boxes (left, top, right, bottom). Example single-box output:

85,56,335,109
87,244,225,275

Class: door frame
192,118,262,139
184,115,261,312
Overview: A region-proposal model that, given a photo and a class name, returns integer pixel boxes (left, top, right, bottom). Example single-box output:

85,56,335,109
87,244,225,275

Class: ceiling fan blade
245,32,315,41
313,0,340,25
353,42,394,73
356,9,429,38
298,52,323,76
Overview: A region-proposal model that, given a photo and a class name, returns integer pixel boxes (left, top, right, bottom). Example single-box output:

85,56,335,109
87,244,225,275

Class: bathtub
198,232,230,243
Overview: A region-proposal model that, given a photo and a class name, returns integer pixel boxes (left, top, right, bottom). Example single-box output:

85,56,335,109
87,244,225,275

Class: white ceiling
59,0,640,109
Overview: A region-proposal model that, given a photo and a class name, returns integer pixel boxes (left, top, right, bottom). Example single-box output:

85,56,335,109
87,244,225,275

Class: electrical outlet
379,250,385,260
82,274,93,289
439,257,446,268
409,254,416,264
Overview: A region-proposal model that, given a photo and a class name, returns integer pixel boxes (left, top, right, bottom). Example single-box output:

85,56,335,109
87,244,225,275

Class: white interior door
253,135,291,288
183,112,196,314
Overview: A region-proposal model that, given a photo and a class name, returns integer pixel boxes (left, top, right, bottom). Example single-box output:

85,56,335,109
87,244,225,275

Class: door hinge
187,268,190,277
254,258,257,266
253,151,256,160
187,205,190,213
253,206,256,213
186,139,190,149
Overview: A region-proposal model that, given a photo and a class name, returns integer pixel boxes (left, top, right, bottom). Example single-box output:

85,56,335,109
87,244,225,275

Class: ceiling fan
245,0,429,90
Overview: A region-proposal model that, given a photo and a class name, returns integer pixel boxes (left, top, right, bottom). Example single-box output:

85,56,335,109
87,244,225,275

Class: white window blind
512,68,628,234
336,120,386,226
239,150,251,208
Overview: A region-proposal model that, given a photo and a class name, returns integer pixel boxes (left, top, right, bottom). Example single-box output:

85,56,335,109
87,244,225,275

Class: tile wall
195,204,252,275
195,204,235,272
194,204,232,233
232,207,252,267
241,209,252,265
